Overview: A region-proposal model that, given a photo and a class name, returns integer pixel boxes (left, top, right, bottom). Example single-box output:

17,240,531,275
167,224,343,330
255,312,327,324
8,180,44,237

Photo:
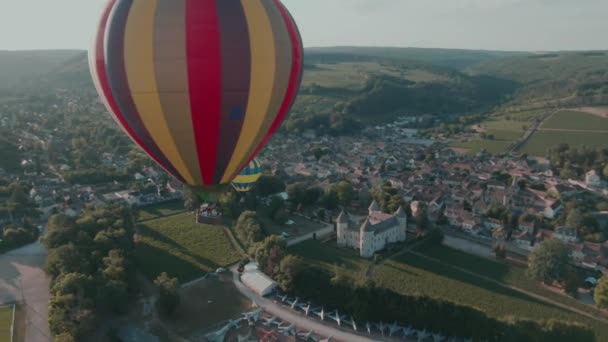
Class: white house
337,201,407,258
586,170,602,188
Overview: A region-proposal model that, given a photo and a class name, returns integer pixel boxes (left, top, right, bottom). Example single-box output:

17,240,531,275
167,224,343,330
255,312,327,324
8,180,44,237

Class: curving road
230,266,382,342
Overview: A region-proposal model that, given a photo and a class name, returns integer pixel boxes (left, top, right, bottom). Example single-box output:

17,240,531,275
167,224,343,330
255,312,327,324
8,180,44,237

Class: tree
603,164,608,179
595,276,608,309
287,183,306,208
275,255,303,293
251,235,287,277
255,175,285,197
303,187,323,206
320,186,339,210
526,239,571,285
494,245,507,260
562,267,582,298
219,191,241,219
336,181,354,207
154,272,180,315
45,244,89,280
234,211,264,248
183,187,201,211
566,209,583,229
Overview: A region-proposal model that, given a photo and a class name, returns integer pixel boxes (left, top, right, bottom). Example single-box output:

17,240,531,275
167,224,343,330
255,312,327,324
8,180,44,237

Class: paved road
0,242,51,342
230,266,381,342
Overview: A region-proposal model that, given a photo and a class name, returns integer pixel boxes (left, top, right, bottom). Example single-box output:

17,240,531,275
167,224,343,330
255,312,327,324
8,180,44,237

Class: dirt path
406,250,608,325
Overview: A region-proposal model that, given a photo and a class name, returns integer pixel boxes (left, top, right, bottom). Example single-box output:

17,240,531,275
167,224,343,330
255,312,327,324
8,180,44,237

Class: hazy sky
1,0,606,51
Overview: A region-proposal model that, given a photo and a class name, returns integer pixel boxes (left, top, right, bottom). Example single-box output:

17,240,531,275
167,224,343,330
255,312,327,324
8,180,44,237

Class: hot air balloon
231,159,262,192
89,0,303,202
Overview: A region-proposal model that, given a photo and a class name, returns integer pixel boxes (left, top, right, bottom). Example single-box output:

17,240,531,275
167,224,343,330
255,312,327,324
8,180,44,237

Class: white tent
241,264,278,296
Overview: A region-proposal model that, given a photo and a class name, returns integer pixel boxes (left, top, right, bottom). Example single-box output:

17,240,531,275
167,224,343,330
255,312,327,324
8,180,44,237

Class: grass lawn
136,200,185,222
135,213,240,283
0,306,13,342
520,131,608,156
289,240,370,277
542,110,608,131
302,62,401,90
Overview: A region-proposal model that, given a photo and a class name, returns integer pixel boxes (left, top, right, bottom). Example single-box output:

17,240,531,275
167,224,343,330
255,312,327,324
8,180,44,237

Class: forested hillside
469,52,608,109
0,50,82,91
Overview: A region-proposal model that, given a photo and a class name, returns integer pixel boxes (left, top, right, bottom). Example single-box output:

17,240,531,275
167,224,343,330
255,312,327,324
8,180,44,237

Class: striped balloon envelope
89,0,303,195
231,159,263,192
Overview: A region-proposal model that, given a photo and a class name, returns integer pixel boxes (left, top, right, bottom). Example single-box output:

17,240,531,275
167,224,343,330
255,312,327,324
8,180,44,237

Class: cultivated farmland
135,213,240,282
291,240,608,340
541,110,608,131
520,131,608,156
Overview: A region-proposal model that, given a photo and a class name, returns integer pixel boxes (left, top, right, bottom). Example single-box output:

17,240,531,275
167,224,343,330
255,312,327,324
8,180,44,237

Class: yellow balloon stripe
123,0,195,184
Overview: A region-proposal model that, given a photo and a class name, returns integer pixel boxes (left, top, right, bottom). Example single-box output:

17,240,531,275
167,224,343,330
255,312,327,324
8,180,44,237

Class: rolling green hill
469,51,608,109
0,50,83,91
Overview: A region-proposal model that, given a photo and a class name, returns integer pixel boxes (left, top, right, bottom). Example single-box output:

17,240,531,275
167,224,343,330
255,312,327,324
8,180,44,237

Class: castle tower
336,210,349,247
394,206,407,241
359,218,374,258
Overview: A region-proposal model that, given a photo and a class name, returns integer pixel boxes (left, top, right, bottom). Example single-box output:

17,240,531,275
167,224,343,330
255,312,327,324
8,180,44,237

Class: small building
241,263,278,296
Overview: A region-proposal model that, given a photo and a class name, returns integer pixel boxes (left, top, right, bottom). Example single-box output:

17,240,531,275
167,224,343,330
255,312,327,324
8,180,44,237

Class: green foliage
154,272,180,316
45,204,137,340
319,186,339,210
562,268,582,298
275,255,304,293
595,276,608,309
254,175,285,197
527,239,571,285
136,201,185,222
183,187,201,212
286,183,306,208
135,213,240,282
234,211,265,249
218,191,241,219
251,235,287,278
335,181,354,206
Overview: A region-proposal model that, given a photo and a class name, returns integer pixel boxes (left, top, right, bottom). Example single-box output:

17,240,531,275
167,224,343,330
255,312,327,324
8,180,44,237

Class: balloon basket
190,184,229,226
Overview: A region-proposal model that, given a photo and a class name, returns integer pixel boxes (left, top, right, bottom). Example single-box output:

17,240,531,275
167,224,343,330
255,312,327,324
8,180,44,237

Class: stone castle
337,200,407,258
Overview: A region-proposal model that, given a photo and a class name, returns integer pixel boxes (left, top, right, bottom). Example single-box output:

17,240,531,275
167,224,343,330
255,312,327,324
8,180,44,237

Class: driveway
230,266,381,342
0,242,51,342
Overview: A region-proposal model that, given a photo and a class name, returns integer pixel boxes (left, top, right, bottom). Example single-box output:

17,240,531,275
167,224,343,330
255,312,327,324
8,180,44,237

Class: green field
542,110,608,131
417,245,606,319
302,62,399,90
0,306,12,342
451,139,513,154
451,117,526,154
291,241,608,340
520,131,608,156
289,240,370,276
136,200,185,222
135,213,240,282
